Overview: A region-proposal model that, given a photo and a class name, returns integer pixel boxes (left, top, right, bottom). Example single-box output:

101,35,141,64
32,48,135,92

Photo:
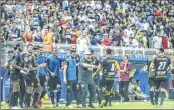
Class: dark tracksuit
78,58,96,106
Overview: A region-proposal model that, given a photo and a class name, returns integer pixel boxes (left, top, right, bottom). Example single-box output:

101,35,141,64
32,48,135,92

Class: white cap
59,49,66,53
84,50,91,55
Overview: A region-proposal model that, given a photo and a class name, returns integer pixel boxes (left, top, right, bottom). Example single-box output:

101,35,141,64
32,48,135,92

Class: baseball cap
84,50,92,55
59,49,66,53
71,45,77,49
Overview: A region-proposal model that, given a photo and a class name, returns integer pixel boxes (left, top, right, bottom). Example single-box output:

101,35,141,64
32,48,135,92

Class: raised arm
29,63,46,71
63,61,68,84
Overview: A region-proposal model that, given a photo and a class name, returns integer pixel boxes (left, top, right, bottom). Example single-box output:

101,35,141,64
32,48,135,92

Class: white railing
0,42,173,64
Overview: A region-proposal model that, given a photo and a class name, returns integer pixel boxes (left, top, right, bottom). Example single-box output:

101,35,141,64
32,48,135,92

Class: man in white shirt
78,12,88,22
123,32,129,46
77,31,90,52
95,1,102,10
152,34,162,48
142,19,149,31
124,26,134,37
125,37,139,48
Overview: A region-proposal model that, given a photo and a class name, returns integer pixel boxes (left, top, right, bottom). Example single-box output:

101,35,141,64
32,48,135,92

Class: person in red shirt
101,34,111,46
153,9,163,16
119,55,131,102
59,18,67,27
99,19,106,26
162,34,169,49
71,33,77,44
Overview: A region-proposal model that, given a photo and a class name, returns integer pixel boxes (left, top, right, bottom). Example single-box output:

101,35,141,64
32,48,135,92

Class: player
98,48,120,108
149,48,172,106
24,48,46,108
171,53,174,88
90,50,102,107
46,50,61,108
16,45,26,108
70,45,81,107
3,50,15,108
63,50,81,108
9,47,28,109
36,49,48,105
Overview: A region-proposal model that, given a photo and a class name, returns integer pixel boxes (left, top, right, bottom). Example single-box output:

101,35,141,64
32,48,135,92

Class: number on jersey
158,62,166,70
111,63,115,72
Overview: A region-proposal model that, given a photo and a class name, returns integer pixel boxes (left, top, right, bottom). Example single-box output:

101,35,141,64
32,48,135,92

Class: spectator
152,34,162,48
101,34,111,46
122,32,129,46
162,33,169,49
91,34,101,46
77,31,90,52
125,37,139,48
23,31,33,43
0,0,173,49
43,28,53,52
34,31,43,43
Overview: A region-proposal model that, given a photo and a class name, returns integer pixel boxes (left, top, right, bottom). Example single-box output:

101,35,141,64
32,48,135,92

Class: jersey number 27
158,62,167,70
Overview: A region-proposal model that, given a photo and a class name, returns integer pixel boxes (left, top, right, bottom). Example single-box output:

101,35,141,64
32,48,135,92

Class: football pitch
1,100,174,109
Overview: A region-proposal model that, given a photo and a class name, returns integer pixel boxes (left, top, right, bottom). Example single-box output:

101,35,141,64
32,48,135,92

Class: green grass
1,100,174,109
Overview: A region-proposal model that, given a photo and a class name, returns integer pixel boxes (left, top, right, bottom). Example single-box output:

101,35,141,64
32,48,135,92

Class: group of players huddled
4,43,173,109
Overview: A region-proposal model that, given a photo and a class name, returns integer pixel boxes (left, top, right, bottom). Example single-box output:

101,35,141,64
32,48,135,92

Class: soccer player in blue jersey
36,49,48,105
46,50,61,108
63,50,81,108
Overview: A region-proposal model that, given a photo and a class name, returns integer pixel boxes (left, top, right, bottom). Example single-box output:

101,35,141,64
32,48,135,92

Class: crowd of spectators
0,0,174,51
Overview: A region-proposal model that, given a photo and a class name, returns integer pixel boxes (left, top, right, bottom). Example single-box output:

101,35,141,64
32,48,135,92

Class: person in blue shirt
63,50,81,108
36,49,48,103
46,50,61,108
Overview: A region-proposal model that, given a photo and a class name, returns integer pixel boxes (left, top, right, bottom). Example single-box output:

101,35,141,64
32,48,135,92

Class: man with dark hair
14,44,26,108
19,52,26,108
63,50,81,108
24,48,46,108
9,46,28,109
36,49,48,106
46,50,62,108
90,50,102,107
119,55,131,103
133,80,148,100
98,48,120,108
171,53,174,87
4,50,14,108
149,48,172,107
